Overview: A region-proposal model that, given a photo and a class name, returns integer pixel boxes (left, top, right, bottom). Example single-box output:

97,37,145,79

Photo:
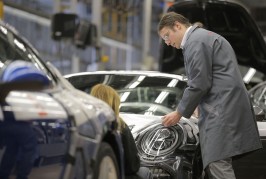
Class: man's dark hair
158,12,191,33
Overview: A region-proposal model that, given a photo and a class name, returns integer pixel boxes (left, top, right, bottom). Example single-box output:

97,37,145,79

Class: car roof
65,70,187,81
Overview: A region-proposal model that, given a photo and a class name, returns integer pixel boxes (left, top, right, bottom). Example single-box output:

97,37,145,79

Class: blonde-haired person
91,84,152,179
91,84,124,129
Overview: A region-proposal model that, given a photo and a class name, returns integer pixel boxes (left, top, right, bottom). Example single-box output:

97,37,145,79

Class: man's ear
173,21,181,30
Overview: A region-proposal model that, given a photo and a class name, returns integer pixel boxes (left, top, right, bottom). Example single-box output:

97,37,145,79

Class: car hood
160,0,266,75
120,113,162,136
120,113,199,137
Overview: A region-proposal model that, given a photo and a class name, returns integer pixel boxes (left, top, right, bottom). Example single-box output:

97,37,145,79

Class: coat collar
181,24,199,49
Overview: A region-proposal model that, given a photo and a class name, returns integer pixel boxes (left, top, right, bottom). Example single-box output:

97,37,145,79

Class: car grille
142,158,194,179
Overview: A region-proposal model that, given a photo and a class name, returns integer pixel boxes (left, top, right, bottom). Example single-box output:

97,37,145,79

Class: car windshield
0,23,54,83
67,73,187,115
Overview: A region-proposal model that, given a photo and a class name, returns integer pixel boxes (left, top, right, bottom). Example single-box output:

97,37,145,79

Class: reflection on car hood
120,113,162,135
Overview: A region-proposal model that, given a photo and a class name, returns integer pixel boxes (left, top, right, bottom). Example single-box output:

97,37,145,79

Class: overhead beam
4,5,50,26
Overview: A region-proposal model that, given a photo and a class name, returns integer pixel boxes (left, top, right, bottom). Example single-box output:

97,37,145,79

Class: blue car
0,20,124,179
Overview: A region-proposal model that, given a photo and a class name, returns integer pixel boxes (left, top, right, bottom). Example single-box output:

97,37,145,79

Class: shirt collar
180,26,192,49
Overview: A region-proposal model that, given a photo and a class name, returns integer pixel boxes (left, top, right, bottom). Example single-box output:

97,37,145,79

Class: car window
0,24,55,85
67,74,188,114
118,87,183,110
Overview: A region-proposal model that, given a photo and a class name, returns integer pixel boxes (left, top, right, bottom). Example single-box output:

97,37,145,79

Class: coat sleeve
121,123,140,175
178,40,213,118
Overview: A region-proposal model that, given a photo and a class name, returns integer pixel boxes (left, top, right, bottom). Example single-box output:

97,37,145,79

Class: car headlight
136,123,186,163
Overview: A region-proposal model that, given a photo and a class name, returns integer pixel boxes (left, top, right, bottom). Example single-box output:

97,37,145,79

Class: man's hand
192,107,199,118
162,111,182,127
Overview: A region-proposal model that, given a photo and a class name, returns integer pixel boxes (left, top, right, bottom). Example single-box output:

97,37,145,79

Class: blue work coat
177,25,262,168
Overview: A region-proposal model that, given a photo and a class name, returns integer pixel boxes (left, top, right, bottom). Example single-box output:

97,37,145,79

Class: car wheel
93,142,119,179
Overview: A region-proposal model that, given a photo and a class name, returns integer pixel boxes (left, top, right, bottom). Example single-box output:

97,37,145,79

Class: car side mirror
0,60,50,102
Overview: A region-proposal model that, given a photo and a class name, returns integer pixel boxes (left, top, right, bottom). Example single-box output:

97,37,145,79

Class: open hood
159,0,266,79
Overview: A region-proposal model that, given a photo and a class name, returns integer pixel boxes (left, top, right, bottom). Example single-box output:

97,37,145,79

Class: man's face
159,23,183,49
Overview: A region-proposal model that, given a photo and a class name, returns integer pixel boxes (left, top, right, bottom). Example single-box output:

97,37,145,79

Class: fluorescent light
243,68,256,83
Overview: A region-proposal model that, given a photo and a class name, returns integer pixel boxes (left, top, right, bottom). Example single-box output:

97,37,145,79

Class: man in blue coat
158,12,262,179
